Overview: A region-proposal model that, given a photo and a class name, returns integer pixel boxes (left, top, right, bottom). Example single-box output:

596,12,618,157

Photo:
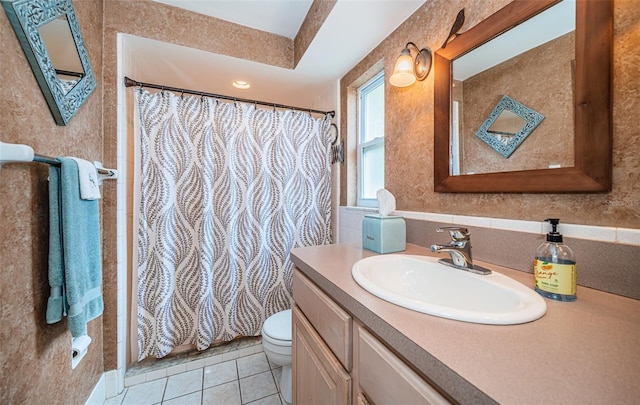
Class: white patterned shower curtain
133,88,332,360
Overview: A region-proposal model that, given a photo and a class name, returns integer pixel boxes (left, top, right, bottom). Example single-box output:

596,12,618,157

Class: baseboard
85,373,105,405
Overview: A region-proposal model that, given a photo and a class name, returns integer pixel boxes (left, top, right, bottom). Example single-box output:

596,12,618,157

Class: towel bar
0,140,118,181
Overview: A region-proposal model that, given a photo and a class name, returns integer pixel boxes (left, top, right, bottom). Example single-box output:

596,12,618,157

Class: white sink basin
352,255,546,325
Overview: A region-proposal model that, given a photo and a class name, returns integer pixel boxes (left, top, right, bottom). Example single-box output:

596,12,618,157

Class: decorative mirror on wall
2,0,96,125
476,95,545,159
434,0,612,192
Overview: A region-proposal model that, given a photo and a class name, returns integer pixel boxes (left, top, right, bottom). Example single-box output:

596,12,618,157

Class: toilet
262,309,292,404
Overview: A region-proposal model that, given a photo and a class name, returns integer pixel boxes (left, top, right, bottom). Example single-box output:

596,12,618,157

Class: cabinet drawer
293,305,351,405
358,327,450,405
293,268,352,371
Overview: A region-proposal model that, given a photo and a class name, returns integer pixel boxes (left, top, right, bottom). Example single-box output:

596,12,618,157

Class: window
357,71,384,207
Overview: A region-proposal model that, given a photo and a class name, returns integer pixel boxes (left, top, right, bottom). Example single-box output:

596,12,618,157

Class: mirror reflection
39,14,85,94
475,95,544,162
38,14,84,94
488,110,526,143
450,0,575,175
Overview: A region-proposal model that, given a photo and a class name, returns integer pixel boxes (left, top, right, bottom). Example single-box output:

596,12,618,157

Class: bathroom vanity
290,243,640,404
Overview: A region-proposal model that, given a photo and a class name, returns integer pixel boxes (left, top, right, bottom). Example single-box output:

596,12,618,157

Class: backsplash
338,207,640,300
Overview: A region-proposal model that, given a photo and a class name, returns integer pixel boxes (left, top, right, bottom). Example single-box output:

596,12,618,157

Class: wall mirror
2,0,96,125
474,95,545,161
434,0,612,192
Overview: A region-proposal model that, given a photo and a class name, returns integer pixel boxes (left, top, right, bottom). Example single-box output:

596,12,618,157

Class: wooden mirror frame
434,0,612,193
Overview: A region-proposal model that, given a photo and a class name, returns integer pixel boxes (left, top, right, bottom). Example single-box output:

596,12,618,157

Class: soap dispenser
534,218,577,302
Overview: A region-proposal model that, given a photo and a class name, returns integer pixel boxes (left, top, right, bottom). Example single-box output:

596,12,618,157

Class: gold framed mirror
434,0,612,193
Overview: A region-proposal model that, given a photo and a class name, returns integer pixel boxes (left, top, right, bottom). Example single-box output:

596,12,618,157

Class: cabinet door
293,269,352,371
293,304,351,405
357,327,450,405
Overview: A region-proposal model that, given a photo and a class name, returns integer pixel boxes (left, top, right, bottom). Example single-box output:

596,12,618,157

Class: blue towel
46,158,103,337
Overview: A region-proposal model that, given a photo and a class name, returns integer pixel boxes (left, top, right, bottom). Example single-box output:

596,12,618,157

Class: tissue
376,189,396,216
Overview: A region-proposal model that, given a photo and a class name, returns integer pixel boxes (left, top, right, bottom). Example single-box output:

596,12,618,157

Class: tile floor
106,339,286,405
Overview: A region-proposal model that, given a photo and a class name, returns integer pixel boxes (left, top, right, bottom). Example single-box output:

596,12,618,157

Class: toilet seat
262,309,291,343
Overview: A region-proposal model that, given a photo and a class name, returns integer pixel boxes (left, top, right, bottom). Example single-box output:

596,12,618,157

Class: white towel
69,157,101,200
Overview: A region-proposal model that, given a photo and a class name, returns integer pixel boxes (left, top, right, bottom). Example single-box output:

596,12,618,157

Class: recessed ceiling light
232,80,250,89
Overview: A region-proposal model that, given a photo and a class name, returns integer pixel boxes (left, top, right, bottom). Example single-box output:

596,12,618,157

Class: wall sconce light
389,42,433,87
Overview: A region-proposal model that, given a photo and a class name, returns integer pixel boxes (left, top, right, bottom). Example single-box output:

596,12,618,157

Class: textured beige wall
340,0,640,228
0,1,104,404
294,0,337,66
105,0,293,68
461,32,575,174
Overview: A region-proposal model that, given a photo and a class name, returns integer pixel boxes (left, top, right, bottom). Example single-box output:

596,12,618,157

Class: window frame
356,71,385,207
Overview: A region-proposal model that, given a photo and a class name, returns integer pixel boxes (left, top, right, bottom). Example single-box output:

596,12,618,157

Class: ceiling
127,1,426,109
153,0,315,39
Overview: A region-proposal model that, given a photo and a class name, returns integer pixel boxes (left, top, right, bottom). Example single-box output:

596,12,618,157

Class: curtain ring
330,123,339,145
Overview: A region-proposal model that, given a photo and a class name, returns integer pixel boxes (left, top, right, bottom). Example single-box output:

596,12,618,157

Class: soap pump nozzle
544,218,563,242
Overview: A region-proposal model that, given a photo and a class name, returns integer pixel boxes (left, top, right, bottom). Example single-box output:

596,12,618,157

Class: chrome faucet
430,227,491,275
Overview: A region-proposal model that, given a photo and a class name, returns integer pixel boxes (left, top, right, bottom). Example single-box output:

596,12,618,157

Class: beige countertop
291,243,640,405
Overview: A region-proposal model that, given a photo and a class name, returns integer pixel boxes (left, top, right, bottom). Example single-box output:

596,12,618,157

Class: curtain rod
124,77,335,118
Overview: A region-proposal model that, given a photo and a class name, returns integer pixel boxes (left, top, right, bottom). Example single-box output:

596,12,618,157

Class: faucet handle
436,226,470,241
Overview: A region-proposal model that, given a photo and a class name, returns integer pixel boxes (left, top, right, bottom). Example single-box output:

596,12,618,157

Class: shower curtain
133,88,332,360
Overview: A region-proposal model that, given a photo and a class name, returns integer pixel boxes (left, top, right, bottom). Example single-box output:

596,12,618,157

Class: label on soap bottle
534,259,577,295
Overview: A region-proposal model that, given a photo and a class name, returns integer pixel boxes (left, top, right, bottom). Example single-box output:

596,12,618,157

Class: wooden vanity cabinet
293,305,352,405
293,268,450,405
355,325,449,405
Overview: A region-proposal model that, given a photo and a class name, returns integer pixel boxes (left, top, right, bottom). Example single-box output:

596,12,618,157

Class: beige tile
186,358,206,371
204,353,224,366
251,343,265,354
239,371,278,403
166,363,187,376
104,389,126,405
146,368,167,382
246,393,283,405
162,391,202,405
271,367,282,391
122,378,166,405
237,353,270,378
617,227,640,245
124,373,146,387
203,381,241,405
204,360,238,389
163,369,203,401
237,346,257,358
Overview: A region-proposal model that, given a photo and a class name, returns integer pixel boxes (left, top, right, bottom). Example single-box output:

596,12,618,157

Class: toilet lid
263,309,292,341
